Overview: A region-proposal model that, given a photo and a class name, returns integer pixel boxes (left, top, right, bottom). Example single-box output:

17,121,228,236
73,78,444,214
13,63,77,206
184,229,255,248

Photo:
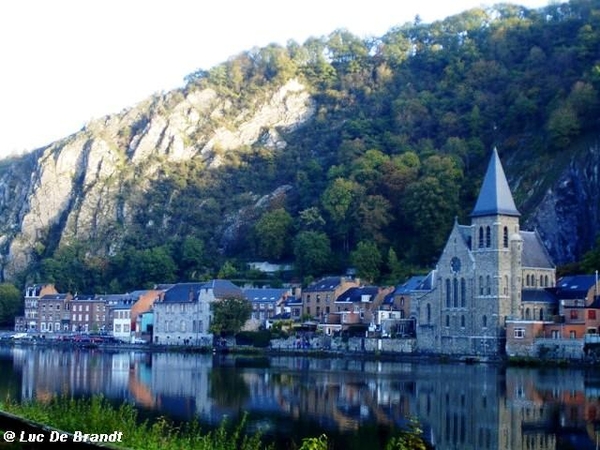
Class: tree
351,241,382,284
293,231,332,278
0,283,21,327
210,296,252,336
254,208,293,260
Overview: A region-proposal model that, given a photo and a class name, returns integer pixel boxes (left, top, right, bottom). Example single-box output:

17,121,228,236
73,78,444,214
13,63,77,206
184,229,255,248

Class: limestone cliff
0,79,314,279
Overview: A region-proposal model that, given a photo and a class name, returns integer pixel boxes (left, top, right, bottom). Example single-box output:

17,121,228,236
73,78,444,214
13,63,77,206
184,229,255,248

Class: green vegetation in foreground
0,395,430,449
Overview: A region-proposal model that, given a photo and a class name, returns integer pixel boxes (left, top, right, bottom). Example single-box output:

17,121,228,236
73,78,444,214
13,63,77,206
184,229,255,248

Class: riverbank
5,333,599,369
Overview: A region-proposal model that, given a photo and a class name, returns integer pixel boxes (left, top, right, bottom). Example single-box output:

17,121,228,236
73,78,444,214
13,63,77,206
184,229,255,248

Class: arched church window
503,227,509,248
486,226,491,247
545,275,549,287
539,309,544,321
526,274,530,286
482,315,487,327
478,227,484,248
461,316,465,328
460,278,466,307
525,308,531,320
446,279,451,307
453,278,459,308
486,275,491,295
426,304,431,323
446,315,450,327
479,276,484,295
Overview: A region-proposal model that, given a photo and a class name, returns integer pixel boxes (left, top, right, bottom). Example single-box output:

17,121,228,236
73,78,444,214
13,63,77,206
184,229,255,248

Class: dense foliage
28,0,600,293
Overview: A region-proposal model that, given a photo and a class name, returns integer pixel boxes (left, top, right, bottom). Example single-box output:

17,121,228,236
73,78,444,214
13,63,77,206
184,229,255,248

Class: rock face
525,144,600,266
0,79,315,279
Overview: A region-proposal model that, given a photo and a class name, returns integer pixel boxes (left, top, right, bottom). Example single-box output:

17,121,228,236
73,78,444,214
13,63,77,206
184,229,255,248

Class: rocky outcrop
525,144,600,265
0,79,315,279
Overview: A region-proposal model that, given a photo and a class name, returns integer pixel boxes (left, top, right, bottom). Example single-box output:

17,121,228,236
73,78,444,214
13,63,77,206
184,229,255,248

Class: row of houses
14,269,599,357
11,149,600,358
13,281,296,344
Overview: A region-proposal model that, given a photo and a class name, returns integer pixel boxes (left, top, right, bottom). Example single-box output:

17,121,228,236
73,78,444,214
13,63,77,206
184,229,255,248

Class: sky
0,0,554,158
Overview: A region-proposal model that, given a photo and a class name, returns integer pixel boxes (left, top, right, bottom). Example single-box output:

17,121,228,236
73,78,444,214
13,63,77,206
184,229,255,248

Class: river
0,344,599,449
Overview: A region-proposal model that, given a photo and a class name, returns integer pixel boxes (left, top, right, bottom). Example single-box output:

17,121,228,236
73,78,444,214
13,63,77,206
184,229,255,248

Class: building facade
416,148,555,357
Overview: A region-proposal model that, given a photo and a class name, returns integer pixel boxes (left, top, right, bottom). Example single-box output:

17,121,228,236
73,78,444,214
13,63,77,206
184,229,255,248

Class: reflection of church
416,149,555,357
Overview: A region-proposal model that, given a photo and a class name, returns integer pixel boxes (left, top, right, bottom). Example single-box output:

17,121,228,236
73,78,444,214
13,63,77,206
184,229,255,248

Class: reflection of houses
506,275,600,358
153,280,242,345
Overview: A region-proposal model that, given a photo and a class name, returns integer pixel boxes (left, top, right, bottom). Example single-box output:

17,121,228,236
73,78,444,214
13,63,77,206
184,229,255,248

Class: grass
0,395,268,450
0,395,430,450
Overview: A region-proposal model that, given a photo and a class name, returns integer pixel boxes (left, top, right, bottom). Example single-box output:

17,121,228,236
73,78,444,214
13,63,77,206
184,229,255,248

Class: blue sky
0,0,553,158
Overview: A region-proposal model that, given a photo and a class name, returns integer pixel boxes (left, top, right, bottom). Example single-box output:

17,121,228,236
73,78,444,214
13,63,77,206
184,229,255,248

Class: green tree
293,231,332,277
580,236,600,274
210,296,252,336
218,261,237,279
0,283,21,327
179,236,205,280
351,241,382,284
254,208,293,260
321,178,361,251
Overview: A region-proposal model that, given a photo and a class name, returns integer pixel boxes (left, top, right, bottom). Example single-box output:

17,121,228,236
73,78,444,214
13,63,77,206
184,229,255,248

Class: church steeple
470,148,520,218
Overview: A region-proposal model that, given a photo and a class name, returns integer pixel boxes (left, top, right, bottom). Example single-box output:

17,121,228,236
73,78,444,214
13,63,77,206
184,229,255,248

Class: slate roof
395,276,428,295
336,286,379,303
471,148,520,218
163,280,243,303
243,288,289,303
163,283,199,303
304,277,344,292
40,294,69,301
521,289,557,303
417,270,436,291
521,231,555,269
555,275,598,299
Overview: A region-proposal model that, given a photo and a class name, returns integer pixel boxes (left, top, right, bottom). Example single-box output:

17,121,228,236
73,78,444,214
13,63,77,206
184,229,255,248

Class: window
526,274,530,286
453,278,459,308
478,227,484,248
446,279,451,307
503,226,509,248
551,330,559,339
446,315,450,327
485,226,491,247
514,328,525,339
479,276,484,296
426,304,431,323
461,316,465,328
570,310,579,320
504,275,509,295
589,310,597,320
482,315,487,328
486,275,491,295
570,330,577,339
460,278,466,307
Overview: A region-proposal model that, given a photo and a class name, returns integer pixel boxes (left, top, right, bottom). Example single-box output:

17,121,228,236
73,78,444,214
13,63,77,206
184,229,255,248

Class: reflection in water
3,344,600,449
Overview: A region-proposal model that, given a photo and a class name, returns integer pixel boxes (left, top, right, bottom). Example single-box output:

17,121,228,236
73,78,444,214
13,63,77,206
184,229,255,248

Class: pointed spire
470,148,520,218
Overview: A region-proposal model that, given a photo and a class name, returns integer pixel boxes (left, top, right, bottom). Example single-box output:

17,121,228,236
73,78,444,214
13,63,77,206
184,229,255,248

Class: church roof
471,148,520,218
521,231,555,269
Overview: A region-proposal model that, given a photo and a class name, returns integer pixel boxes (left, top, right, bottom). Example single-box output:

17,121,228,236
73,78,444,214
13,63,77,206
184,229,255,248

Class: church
415,148,555,357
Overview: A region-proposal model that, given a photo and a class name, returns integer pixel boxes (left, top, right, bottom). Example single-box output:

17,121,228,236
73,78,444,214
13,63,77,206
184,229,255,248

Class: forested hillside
5,0,600,293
